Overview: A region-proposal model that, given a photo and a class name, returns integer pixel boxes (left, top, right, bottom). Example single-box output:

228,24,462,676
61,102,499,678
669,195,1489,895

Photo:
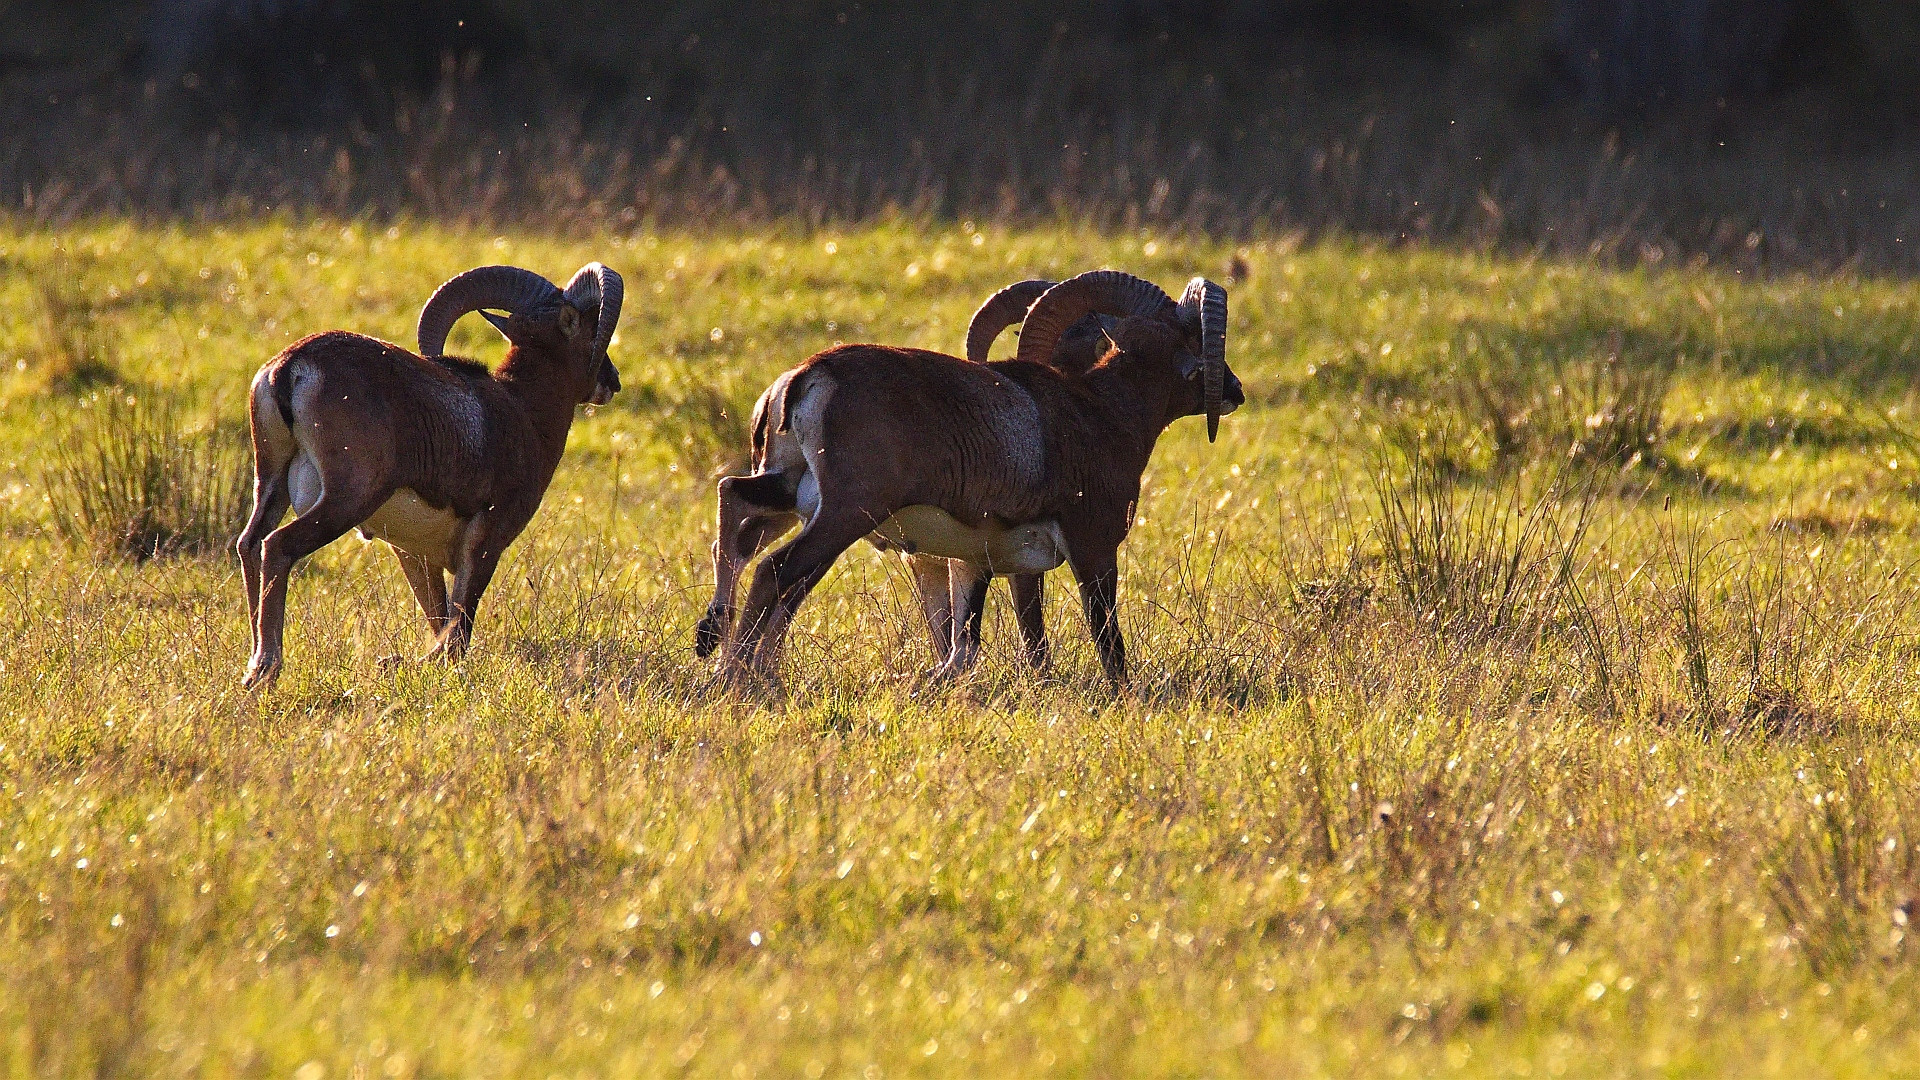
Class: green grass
3,218,1920,1077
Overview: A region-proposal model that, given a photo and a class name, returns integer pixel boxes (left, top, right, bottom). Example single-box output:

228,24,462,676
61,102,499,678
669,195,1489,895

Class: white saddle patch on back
872,505,1065,575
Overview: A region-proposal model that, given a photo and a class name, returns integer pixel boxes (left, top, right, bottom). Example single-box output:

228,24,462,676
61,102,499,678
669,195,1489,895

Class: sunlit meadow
2,219,1919,1077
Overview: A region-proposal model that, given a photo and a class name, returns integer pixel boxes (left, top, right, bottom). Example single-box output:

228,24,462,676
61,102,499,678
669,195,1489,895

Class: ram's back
755,344,1059,525
257,331,514,516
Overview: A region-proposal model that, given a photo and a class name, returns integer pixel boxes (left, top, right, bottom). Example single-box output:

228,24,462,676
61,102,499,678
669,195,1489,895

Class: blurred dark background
3,1,1917,269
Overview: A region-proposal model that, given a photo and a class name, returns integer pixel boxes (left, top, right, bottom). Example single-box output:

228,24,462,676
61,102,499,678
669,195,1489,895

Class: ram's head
1009,270,1241,440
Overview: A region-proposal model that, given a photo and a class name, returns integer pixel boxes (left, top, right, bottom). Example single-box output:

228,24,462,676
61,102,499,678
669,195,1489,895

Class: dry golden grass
2,219,1919,1076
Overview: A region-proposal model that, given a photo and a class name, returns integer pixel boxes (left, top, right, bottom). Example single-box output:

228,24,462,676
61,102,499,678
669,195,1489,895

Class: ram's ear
480,310,512,339
557,305,581,337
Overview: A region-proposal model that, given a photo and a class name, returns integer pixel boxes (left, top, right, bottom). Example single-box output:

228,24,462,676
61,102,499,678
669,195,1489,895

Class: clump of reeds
44,392,250,562
1369,427,1595,638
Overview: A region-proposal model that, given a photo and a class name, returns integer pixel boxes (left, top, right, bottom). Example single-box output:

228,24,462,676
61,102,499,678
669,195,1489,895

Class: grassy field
3,219,1920,1077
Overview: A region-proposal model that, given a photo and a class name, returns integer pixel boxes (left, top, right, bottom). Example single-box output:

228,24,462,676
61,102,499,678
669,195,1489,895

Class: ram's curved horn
964,279,1054,362
1014,270,1173,367
417,265,563,357
1180,277,1229,443
562,262,625,358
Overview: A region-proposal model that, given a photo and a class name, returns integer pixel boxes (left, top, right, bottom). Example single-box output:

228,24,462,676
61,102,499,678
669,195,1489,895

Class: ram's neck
494,348,582,463
1083,355,1178,463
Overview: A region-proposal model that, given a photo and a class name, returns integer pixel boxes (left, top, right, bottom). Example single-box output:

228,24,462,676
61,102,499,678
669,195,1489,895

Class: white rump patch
759,371,834,509
795,470,821,524
249,368,298,469
781,375,834,465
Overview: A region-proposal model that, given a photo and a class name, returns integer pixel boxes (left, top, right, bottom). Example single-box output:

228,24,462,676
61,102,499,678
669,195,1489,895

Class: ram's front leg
1067,544,1127,689
434,511,511,662
1009,572,1051,670
394,548,452,644
949,561,990,674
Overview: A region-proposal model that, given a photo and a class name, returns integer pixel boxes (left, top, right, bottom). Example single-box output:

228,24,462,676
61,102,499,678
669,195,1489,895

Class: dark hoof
694,612,724,658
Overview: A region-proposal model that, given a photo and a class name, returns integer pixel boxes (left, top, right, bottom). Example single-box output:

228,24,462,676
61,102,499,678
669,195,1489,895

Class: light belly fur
357,487,465,565
872,505,1066,575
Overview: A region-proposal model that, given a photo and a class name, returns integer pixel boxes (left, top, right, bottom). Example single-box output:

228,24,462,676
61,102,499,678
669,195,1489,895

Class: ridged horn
417,265,563,357
964,279,1054,362
1180,277,1228,443
562,262,624,359
1014,270,1173,367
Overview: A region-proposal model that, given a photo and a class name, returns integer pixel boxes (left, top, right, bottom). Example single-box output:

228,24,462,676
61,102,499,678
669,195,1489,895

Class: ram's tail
749,368,806,470
269,363,297,428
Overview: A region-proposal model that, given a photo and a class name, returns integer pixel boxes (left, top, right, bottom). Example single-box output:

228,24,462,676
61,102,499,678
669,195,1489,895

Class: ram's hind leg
237,383,298,655
697,473,798,658
236,467,292,655
726,510,872,682
245,473,389,689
